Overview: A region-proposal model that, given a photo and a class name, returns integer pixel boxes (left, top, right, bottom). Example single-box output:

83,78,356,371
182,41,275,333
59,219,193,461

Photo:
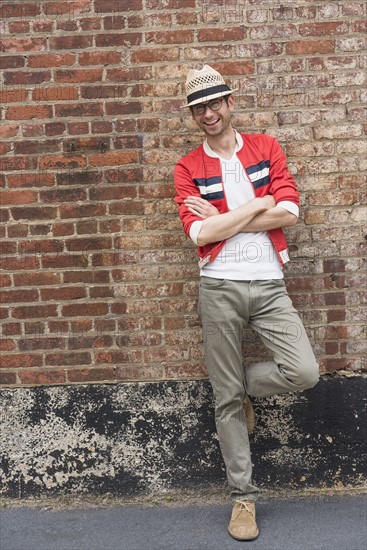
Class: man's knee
292,360,319,390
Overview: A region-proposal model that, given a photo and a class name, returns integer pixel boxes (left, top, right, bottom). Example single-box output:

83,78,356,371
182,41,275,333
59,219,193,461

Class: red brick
39,155,87,171
62,303,108,317
0,339,16,352
107,66,152,82
66,237,112,252
1,189,38,205
0,372,17,385
14,272,60,287
0,289,39,304
67,368,115,382
95,33,142,47
39,187,87,203
0,56,25,69
323,260,346,273
286,40,335,55
8,20,31,33
28,53,75,67
115,365,164,382
0,89,28,103
80,85,126,99
33,86,78,102
7,172,54,188
6,105,53,121
45,352,91,366
95,0,142,11
78,51,121,65
198,27,245,42
103,15,126,29
105,101,142,116
59,203,106,219
54,68,103,83
12,305,58,319
40,287,87,301
0,274,11,287
146,30,194,44
1,354,43,369
4,70,51,85
55,170,103,186
0,3,41,17
146,0,194,7
11,206,57,220
89,151,138,167
49,35,93,50
0,37,46,53
299,22,349,37
0,124,18,138
95,350,137,364
327,310,346,322
19,369,66,385
131,48,180,63
67,122,89,135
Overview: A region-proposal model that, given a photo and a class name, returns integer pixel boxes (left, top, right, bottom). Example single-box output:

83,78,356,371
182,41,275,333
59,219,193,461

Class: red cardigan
174,133,299,268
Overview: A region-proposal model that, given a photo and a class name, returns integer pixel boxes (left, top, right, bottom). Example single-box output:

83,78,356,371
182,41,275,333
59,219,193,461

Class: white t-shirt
190,132,299,281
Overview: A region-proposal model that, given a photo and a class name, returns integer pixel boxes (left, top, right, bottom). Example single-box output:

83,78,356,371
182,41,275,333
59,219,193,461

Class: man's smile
203,118,220,127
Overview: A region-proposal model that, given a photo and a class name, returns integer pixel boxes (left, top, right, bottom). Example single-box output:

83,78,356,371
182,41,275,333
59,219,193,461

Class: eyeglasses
191,97,225,116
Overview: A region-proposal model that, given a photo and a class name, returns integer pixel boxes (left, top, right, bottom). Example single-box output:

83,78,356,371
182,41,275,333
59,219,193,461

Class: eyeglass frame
190,96,229,116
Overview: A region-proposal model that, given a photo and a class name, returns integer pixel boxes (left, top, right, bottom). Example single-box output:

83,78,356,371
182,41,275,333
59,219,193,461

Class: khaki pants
199,277,319,501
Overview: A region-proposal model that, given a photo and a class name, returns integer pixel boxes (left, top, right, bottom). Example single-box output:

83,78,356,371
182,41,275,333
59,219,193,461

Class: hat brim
181,87,238,109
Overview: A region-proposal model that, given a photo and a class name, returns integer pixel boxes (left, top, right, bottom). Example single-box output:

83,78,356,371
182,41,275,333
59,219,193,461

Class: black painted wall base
0,377,366,499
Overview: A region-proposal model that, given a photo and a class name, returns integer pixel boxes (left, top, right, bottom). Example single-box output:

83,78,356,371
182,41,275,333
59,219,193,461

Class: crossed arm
184,195,297,247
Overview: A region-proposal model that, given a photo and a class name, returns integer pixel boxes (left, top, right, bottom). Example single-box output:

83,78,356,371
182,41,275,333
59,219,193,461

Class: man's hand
184,196,219,218
258,195,276,210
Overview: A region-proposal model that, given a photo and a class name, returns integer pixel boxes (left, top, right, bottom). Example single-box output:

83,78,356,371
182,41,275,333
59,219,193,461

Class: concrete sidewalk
1,493,366,550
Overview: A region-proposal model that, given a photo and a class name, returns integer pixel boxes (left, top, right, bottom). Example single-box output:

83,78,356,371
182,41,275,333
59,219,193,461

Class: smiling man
173,65,319,541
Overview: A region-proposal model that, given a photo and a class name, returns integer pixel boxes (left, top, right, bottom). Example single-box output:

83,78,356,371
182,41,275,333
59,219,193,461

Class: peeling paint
0,378,366,499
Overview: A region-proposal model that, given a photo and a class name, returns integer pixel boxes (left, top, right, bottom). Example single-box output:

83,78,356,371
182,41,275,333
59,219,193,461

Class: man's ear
228,94,235,111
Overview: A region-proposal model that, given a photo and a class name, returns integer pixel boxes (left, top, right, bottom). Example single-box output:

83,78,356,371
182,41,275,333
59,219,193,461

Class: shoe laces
234,500,255,519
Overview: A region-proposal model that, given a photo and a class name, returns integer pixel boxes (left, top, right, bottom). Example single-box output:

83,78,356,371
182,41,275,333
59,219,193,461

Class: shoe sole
227,527,259,541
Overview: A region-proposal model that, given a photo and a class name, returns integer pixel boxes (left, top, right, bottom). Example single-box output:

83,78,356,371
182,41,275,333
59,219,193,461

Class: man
173,65,319,541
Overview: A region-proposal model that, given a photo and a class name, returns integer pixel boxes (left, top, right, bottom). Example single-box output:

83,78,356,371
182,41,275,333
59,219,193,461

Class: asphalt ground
1,493,366,550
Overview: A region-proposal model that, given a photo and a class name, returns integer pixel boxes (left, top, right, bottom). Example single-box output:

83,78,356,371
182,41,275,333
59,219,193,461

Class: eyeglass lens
193,98,223,115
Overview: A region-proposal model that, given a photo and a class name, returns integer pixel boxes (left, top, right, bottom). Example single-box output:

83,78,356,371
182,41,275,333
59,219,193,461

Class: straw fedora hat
183,64,238,108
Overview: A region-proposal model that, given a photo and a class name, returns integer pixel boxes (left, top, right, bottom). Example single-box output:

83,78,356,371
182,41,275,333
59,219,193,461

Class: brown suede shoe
228,500,259,541
243,395,255,434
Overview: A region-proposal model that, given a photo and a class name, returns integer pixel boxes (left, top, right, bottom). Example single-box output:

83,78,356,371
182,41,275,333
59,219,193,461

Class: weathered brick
0,37,46,52
299,22,349,37
0,2,365,389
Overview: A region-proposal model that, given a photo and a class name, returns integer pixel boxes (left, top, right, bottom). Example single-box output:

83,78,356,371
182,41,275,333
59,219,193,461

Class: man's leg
199,277,259,501
245,279,319,398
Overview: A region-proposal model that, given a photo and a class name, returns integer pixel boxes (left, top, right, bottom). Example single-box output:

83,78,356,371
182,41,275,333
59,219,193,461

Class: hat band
187,84,231,104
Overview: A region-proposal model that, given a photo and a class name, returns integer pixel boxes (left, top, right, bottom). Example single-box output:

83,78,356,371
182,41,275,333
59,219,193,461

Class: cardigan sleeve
268,138,300,207
173,159,203,238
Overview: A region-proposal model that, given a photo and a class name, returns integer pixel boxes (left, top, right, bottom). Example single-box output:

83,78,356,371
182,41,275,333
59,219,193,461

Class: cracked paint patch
0,378,366,498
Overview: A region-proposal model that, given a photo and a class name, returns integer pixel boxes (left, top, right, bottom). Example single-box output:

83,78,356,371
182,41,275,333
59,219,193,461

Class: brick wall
0,0,366,387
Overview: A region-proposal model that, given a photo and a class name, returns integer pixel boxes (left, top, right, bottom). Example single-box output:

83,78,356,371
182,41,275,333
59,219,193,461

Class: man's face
191,95,235,137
